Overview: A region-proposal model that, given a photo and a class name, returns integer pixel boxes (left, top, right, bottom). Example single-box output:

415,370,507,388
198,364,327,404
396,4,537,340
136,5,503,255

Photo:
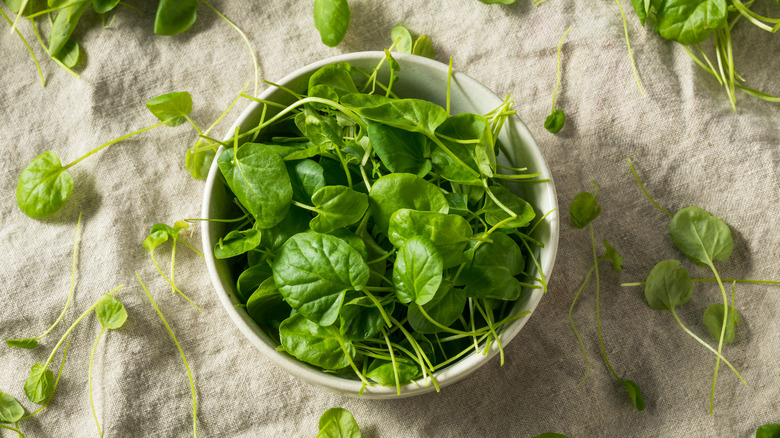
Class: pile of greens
209,55,550,393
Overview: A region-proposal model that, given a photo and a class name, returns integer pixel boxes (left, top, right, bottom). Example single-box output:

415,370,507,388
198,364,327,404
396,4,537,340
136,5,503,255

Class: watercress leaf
343,97,448,137
384,49,400,71
644,260,692,311
92,0,119,13
150,223,174,237
273,232,369,326
328,229,368,261
317,407,362,438
668,206,733,267
246,277,291,327
3,0,44,14
569,190,601,229
5,338,38,349
393,236,444,305
621,380,646,411
445,192,470,216
237,263,273,303
655,0,727,45
258,205,310,253
432,113,496,181
483,186,536,228
308,85,341,108
94,294,128,330
630,0,649,25
703,303,740,343
279,314,355,369
172,220,189,235
756,424,780,438
368,173,449,234
214,229,261,259
390,24,413,53
16,150,73,219
296,107,345,150
308,186,368,233
388,209,472,268
55,40,81,68
154,0,197,36
366,358,418,386
408,284,467,333
185,142,216,180
287,159,326,204
218,143,293,229
367,121,430,177
340,93,394,110
0,392,24,424
48,1,90,57
603,239,623,272
143,230,169,253
313,0,350,47
308,62,358,99
145,91,193,127
339,296,394,341
24,363,53,403
412,35,435,59
544,109,566,134
460,233,525,300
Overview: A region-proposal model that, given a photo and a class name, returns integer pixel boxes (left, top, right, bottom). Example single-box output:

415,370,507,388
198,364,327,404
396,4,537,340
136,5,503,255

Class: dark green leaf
644,260,692,311
544,109,566,134
0,392,24,424
145,91,193,127
342,95,447,137
218,143,293,229
308,62,358,99
368,173,449,234
313,0,350,47
388,209,472,268
569,187,601,229
154,0,197,36
367,121,430,177
236,263,273,303
622,380,646,411
339,296,393,341
603,239,623,272
310,185,369,233
408,284,467,333
756,424,780,438
287,159,326,204
279,314,355,369
432,113,495,182
55,39,80,68
5,338,38,349
258,205,310,253
246,277,290,327
16,150,73,218
703,303,740,343
93,0,119,13
445,192,470,216
668,206,733,267
655,0,727,45
366,358,418,386
393,236,443,305
630,0,649,25
214,229,261,259
460,233,525,300
483,186,536,228
48,1,90,57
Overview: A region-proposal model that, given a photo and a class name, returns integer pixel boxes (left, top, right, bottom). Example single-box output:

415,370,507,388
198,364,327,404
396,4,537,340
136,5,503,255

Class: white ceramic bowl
201,51,559,399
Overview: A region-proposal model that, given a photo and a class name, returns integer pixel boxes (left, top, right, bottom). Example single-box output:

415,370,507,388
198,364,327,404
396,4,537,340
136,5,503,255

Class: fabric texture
1,1,779,437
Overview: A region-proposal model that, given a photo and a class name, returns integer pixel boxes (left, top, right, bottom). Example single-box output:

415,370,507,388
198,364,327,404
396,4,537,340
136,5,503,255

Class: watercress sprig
544,25,572,134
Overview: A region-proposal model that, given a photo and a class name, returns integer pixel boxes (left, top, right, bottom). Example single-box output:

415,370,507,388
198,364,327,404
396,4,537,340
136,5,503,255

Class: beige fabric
1,1,779,436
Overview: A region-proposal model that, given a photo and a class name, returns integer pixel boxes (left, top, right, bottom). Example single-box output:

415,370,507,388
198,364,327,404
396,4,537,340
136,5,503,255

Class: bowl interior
202,52,559,399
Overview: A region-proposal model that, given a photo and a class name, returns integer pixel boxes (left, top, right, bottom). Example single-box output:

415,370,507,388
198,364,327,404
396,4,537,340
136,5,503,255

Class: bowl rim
201,51,560,398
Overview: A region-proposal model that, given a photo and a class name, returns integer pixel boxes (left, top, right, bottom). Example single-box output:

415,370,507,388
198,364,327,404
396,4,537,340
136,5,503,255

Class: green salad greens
209,55,549,394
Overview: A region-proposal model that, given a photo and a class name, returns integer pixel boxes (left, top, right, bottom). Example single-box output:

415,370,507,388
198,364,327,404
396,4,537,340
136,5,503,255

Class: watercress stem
592,226,622,383
0,8,44,87
570,263,596,385
708,261,730,414
149,252,202,313
381,328,401,395
628,158,673,217
89,327,107,437
622,278,780,287
551,25,573,112
64,121,168,170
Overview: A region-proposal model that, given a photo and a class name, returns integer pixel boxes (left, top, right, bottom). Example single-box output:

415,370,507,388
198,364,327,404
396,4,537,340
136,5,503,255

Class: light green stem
64,121,168,170
89,327,107,437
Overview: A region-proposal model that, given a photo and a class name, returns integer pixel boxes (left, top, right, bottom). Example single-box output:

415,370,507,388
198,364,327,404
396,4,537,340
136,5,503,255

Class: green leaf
432,113,496,182
273,232,369,326
92,0,119,13
408,284,467,333
703,303,740,343
412,35,435,59
287,159,326,204
341,95,448,137
214,229,261,259
154,0,197,36
544,109,566,134
328,228,368,261
258,206,310,253
308,62,358,99
316,407,362,438
246,277,290,327
445,192,470,216
0,392,24,424
55,39,80,68
339,296,393,341
279,314,355,369
368,173,449,234
390,24,413,53
24,363,53,403
145,91,193,127
367,121,430,177
5,338,38,349
630,0,649,25
644,260,692,311
48,1,90,57
393,236,444,305
366,358,418,386
569,186,601,229
756,424,780,438
388,209,472,269
309,186,368,233
218,143,293,229
94,294,128,329
313,0,350,47
16,150,73,218
236,263,273,303
655,0,727,45
668,206,733,267
460,233,525,300
621,380,646,411
185,142,215,180
603,239,623,272
296,108,346,150
483,186,536,228
142,229,169,253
